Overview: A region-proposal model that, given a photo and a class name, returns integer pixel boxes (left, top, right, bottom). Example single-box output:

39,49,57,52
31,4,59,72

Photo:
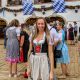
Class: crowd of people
4,17,80,80
64,22,78,45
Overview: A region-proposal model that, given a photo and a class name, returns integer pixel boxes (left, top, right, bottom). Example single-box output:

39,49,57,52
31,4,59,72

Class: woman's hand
28,51,31,58
49,71,54,80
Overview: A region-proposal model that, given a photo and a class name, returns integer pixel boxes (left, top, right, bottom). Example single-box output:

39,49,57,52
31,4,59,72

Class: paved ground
0,39,80,80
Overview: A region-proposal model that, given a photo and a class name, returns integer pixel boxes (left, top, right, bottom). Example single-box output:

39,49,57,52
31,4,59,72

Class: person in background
56,22,70,79
6,19,20,77
68,24,74,45
28,17,54,80
78,27,80,63
73,22,78,43
47,20,58,69
3,24,10,48
47,21,59,80
63,25,67,41
19,23,30,78
78,27,80,42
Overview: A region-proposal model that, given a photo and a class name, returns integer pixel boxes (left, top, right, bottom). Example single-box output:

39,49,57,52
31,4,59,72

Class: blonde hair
23,27,31,36
21,23,31,35
32,17,50,41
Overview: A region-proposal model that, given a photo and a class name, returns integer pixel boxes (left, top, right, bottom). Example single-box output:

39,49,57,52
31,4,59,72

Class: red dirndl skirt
19,49,24,62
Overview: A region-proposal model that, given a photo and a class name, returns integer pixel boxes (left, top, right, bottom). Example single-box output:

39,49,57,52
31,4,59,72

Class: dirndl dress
6,27,19,63
56,30,70,64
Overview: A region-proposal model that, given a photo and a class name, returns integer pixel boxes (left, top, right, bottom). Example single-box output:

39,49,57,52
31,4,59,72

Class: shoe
14,74,17,78
58,75,66,79
14,73,21,77
23,72,28,78
9,74,12,77
23,69,29,78
66,73,71,76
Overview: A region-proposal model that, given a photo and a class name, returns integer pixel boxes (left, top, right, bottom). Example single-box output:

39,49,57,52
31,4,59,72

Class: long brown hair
10,19,19,27
32,17,50,41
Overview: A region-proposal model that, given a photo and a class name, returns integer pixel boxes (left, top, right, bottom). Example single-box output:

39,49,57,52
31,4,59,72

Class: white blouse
7,26,20,36
47,24,59,45
29,32,53,45
33,32,46,45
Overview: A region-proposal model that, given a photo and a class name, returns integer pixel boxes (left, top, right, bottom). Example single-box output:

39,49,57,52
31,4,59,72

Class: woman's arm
28,41,32,58
20,35,24,47
28,34,33,57
48,44,54,79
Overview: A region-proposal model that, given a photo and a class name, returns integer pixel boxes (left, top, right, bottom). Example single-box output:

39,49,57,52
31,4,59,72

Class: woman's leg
8,62,12,75
58,63,67,78
13,62,17,75
61,63,67,75
65,64,70,76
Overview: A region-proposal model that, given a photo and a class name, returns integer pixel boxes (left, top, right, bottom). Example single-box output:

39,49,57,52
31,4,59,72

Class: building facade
0,0,80,37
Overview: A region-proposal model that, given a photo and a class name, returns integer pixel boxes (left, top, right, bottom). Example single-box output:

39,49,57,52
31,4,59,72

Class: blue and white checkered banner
52,0,65,13
22,0,34,15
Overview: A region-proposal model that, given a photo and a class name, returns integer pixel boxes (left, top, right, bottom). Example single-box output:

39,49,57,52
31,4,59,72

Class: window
0,0,1,7
7,0,22,6
34,0,51,4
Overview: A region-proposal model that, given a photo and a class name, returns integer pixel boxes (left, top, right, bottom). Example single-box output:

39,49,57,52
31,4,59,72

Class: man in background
74,22,78,43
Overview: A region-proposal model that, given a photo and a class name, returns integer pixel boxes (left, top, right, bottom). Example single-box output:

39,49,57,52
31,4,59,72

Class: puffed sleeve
16,28,20,36
48,36,54,45
50,28,59,45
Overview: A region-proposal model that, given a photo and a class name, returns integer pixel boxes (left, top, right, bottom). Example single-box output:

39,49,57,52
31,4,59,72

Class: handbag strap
61,41,64,50
61,30,65,50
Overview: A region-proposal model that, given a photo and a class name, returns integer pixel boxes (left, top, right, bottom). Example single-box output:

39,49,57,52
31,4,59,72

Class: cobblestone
0,40,80,80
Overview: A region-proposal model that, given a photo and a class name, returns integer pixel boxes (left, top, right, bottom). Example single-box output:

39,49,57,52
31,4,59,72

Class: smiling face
32,17,49,40
36,18,46,33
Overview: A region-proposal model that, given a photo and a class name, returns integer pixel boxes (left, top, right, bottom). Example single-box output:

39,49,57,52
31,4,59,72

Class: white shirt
47,24,59,45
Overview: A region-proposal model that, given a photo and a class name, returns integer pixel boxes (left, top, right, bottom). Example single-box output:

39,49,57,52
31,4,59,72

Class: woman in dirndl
20,23,30,78
56,22,70,79
28,17,54,80
6,19,20,77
